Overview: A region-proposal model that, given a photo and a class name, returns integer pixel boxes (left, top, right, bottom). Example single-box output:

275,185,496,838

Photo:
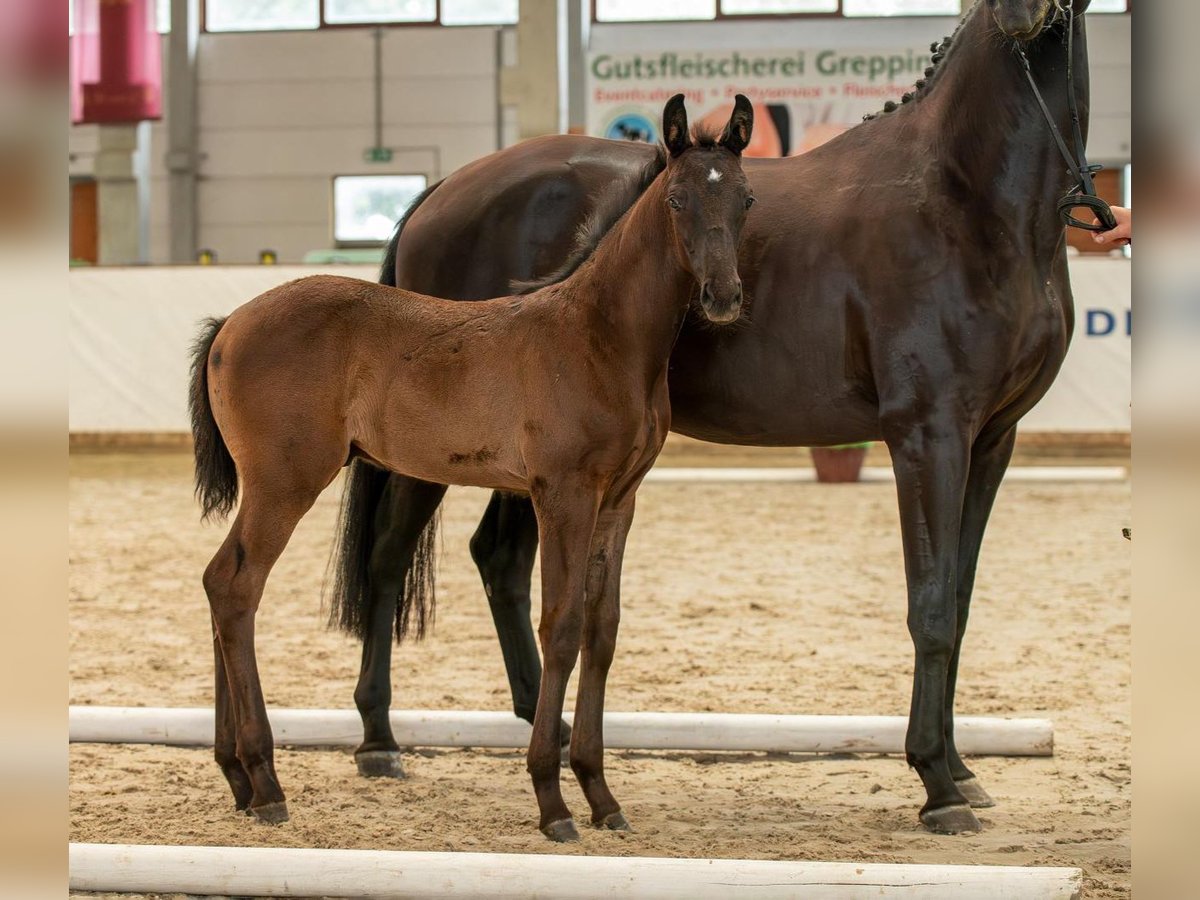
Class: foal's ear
662,94,692,158
719,94,754,156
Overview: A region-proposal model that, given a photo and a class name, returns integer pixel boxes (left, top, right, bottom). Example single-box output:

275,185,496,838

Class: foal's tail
188,316,239,521
326,460,440,641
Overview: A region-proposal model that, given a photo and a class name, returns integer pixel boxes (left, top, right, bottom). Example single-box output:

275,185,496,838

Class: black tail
379,178,444,287
326,460,440,641
188,316,238,521
327,182,445,641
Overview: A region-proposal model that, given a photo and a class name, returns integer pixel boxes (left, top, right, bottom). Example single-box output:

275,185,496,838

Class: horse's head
988,0,1088,41
660,94,755,325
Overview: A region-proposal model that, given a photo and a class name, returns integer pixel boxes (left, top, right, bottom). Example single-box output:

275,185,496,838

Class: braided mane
861,15,968,122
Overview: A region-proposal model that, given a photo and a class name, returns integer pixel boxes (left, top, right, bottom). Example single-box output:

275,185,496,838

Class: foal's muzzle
700,279,743,325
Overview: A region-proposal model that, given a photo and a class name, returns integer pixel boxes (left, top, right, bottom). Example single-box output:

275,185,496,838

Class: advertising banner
587,45,934,154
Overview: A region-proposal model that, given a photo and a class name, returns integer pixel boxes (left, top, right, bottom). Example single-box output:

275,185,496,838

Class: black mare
332,0,1100,833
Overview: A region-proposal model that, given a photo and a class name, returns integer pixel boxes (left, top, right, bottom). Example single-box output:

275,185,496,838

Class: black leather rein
1016,4,1117,232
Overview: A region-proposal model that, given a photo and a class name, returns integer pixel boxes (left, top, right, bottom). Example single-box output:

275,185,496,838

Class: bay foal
188,95,755,840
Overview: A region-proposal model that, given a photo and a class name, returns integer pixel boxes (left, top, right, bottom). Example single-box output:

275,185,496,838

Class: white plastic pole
643,465,1126,483
68,843,1083,899
69,706,1053,756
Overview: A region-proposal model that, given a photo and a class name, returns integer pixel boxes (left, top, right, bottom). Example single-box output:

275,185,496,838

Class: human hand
1093,205,1131,246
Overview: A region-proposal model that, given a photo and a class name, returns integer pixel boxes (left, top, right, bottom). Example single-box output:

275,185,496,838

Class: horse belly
350,385,531,494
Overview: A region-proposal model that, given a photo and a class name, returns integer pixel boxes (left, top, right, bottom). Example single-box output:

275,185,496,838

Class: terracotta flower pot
810,446,868,483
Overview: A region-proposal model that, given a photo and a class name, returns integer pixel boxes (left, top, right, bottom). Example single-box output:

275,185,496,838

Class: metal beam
166,0,199,263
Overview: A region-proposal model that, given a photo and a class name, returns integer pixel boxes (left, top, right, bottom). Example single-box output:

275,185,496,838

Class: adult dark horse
332,0,1101,834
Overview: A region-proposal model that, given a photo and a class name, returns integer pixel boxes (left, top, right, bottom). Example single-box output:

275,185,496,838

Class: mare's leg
570,500,635,831
205,469,332,822
470,492,572,746
527,480,601,841
885,414,979,834
354,475,447,777
944,425,1017,809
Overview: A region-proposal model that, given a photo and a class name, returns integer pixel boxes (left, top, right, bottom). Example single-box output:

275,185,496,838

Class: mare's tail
327,181,444,642
188,316,239,520
326,461,440,641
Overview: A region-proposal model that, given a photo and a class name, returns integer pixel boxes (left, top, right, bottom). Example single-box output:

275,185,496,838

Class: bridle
1015,2,1117,232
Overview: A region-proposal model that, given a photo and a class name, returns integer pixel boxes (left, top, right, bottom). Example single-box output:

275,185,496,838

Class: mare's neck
565,174,695,380
917,4,1089,244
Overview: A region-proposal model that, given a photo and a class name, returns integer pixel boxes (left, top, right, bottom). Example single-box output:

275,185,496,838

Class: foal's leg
527,481,601,841
570,500,635,831
354,476,447,777
213,615,251,810
886,417,979,834
944,425,1017,809
206,474,330,822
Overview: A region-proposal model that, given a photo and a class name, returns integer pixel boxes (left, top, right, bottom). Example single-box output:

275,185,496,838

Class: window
596,0,716,22
333,175,428,244
842,0,959,15
70,0,172,34
722,0,837,13
325,0,436,24
594,0,1129,20
199,0,518,30
442,0,518,25
205,0,321,32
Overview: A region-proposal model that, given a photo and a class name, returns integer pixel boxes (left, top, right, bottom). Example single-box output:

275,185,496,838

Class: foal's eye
744,196,756,210
667,197,682,211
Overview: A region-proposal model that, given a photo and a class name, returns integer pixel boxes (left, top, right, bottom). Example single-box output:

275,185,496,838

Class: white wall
68,257,1129,434
67,12,1129,264
70,27,502,264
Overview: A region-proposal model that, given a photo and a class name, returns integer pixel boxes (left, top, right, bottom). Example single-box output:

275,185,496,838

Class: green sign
363,146,393,163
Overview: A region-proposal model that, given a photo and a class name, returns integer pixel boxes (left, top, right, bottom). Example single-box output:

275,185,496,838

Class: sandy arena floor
68,452,1131,897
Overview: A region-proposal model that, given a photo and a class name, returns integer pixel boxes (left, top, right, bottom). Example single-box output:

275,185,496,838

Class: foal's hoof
541,818,581,843
593,810,632,832
249,801,290,825
955,777,996,809
920,804,981,835
356,750,407,779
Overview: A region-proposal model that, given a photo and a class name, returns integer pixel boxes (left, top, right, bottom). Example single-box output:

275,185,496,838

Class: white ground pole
69,707,1053,756
69,843,1083,899
644,465,1127,484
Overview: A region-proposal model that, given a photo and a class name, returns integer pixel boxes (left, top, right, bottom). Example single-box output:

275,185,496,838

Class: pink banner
71,0,162,124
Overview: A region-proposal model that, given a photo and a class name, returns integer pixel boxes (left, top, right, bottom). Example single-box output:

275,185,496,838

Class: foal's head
660,94,755,326
988,0,1084,41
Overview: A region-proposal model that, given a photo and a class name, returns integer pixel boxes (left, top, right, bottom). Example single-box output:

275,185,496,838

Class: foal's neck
563,173,696,380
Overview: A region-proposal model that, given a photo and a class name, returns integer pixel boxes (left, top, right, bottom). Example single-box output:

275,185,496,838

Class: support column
565,0,588,134
166,0,200,263
499,0,564,140
95,123,150,265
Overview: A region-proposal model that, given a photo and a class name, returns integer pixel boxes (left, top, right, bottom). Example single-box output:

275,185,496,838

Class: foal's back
208,274,599,492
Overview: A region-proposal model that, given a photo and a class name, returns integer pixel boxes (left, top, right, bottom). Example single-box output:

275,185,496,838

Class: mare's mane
861,7,973,122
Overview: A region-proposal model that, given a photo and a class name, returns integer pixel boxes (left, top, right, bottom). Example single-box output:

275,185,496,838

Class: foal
189,94,755,841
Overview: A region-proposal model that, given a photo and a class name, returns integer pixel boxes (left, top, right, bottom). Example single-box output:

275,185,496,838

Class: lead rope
1016,5,1117,232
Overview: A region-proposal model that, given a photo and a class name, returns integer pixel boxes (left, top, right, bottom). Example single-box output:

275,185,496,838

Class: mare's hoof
249,801,290,825
593,810,632,832
920,803,981,835
356,750,407,779
955,777,995,809
541,817,581,843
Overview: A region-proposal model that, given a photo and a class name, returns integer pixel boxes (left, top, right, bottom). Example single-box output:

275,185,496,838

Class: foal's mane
512,143,668,295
